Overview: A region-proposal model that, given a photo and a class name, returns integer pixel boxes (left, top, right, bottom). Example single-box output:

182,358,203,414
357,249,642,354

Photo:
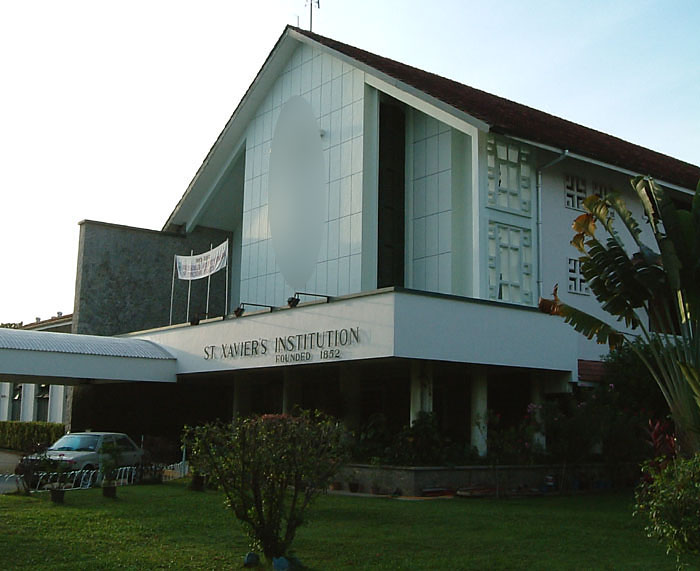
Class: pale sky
1,0,698,325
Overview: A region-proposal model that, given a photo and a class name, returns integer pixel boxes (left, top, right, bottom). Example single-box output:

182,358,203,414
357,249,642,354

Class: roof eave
510,135,696,195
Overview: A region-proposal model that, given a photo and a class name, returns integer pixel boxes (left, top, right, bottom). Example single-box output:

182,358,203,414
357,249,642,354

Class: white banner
176,240,228,281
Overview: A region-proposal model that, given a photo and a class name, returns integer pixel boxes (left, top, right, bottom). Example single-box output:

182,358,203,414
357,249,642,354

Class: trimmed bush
635,453,700,562
0,421,65,452
183,411,349,563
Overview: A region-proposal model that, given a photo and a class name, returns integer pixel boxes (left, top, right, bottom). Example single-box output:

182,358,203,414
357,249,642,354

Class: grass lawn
1,482,698,570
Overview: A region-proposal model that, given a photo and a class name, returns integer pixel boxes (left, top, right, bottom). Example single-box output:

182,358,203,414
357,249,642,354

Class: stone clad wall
73,221,232,336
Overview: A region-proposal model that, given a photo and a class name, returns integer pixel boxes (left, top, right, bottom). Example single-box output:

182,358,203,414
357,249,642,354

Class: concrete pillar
20,383,36,421
530,374,546,450
0,382,10,421
470,370,488,457
63,386,74,430
409,361,433,425
232,376,252,419
282,369,303,415
48,385,65,423
339,365,362,431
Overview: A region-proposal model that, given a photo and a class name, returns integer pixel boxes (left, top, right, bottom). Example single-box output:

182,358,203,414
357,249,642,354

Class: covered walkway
0,328,177,385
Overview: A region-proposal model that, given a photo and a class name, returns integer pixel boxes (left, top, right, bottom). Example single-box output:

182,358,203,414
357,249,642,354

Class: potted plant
20,450,70,503
99,441,121,498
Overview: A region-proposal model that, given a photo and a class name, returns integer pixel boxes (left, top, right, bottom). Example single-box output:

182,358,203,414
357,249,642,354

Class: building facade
3,27,699,452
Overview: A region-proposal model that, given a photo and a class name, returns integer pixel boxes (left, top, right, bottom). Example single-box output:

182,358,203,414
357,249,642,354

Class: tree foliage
182,411,349,562
539,176,700,453
635,453,700,562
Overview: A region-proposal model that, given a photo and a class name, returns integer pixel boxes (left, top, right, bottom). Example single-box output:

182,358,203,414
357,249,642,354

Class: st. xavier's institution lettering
203,326,361,364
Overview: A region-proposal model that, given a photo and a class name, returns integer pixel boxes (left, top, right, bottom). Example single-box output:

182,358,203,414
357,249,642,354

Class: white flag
176,240,228,280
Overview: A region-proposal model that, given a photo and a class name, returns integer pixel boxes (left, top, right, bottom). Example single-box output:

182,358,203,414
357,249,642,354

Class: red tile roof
292,27,700,191
22,314,73,330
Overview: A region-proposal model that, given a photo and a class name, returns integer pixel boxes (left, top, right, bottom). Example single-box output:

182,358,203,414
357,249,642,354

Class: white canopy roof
0,329,176,385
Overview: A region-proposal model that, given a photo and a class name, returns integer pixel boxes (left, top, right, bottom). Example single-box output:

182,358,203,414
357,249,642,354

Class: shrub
183,411,349,562
635,453,700,562
384,412,449,466
0,421,65,452
354,413,393,462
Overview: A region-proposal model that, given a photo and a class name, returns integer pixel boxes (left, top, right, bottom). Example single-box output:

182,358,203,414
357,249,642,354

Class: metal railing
1,466,140,493
1,461,189,494
162,460,189,481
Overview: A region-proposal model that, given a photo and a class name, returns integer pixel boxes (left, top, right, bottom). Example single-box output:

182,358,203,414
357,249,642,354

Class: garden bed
337,462,639,496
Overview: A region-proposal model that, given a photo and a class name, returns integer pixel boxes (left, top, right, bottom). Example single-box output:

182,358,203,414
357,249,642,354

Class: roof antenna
306,0,319,31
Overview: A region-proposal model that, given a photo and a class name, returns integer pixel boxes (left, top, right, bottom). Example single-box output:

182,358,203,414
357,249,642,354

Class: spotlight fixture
234,302,275,317
287,292,331,308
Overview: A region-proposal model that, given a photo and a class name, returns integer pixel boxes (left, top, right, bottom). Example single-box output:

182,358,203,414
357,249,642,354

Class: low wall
336,463,639,496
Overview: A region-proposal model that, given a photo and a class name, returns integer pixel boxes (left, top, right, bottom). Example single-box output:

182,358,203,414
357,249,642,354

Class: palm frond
538,287,624,348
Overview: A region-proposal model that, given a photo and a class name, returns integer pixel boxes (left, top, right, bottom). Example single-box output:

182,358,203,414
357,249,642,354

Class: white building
2,27,698,452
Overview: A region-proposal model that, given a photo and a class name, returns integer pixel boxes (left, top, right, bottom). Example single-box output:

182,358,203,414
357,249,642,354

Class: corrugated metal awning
0,329,176,384
0,328,173,359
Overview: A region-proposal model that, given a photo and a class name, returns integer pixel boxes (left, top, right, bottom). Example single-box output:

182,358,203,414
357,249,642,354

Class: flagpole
225,238,229,316
169,255,176,326
186,249,193,323
224,238,231,317
205,243,212,319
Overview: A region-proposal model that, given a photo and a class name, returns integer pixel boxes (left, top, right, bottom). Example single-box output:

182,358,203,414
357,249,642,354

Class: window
592,180,610,198
488,223,533,304
568,258,590,295
566,174,612,211
565,174,587,210
487,136,532,215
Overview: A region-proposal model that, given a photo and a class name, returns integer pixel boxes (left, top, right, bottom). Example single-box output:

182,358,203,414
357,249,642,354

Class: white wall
407,109,453,293
539,158,657,362
239,44,366,306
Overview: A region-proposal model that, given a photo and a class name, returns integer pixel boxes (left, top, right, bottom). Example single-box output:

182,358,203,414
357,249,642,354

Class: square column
63,386,74,430
409,360,433,425
470,370,488,457
0,383,10,421
20,383,36,421
48,385,65,423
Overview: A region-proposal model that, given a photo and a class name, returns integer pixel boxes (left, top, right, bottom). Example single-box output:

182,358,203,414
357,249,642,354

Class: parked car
22,432,144,472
